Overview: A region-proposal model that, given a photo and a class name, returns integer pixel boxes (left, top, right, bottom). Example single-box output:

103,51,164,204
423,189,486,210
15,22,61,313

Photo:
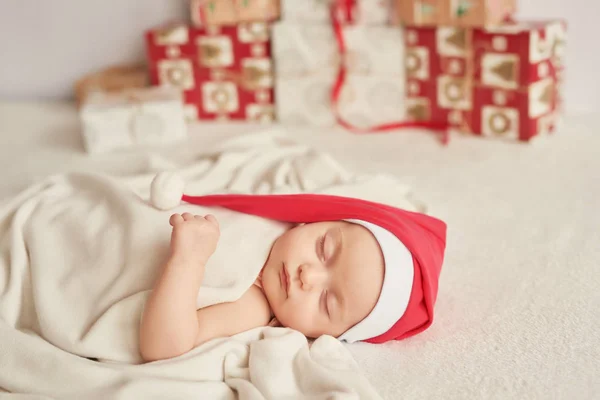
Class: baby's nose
299,264,327,290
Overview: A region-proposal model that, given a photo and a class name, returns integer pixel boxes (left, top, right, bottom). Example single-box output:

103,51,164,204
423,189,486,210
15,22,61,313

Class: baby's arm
139,212,216,362
139,213,271,363
193,284,272,346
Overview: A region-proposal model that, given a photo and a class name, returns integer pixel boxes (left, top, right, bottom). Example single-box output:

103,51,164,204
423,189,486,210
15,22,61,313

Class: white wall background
0,0,597,113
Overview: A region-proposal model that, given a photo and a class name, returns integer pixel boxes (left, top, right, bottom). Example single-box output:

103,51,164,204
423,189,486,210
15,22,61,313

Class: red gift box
146,23,275,122
404,20,566,142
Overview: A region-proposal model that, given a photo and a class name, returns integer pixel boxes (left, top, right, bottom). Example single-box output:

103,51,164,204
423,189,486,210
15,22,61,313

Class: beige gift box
190,0,280,27
74,64,149,108
396,0,516,27
280,0,394,25
273,22,406,128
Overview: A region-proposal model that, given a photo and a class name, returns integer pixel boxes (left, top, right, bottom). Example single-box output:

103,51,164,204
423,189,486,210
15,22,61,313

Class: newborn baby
139,176,446,363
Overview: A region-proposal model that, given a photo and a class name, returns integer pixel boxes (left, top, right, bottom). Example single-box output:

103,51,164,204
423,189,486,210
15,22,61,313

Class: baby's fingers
181,212,195,221
169,213,184,227
204,214,219,226
204,214,219,228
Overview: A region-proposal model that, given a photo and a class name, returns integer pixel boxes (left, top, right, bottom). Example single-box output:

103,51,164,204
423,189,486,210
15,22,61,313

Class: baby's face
261,221,384,339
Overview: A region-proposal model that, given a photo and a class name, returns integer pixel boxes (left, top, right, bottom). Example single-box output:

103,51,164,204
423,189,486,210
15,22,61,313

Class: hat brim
337,219,415,343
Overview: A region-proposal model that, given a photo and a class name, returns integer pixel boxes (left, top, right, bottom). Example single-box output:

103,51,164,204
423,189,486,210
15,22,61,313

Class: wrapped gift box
273,23,406,128
74,64,149,107
190,0,280,27
146,23,275,122
281,0,393,25
396,0,516,27
79,87,188,153
404,20,566,142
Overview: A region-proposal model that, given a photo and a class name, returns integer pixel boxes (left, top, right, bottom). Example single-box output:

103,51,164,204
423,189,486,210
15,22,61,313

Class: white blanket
0,129,421,399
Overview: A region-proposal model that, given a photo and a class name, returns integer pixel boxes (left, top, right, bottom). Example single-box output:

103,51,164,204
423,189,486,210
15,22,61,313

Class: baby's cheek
278,303,317,334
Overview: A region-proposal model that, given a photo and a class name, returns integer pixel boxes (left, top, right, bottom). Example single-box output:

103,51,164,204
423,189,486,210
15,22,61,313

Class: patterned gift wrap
146,23,275,122
404,20,567,142
190,0,280,27
396,0,516,27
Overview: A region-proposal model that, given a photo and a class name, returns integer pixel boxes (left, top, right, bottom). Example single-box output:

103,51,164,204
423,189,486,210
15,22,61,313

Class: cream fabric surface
0,101,598,399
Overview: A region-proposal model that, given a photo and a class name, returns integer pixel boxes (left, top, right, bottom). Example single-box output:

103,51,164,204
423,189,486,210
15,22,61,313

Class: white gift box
272,22,406,128
281,0,393,25
79,86,188,153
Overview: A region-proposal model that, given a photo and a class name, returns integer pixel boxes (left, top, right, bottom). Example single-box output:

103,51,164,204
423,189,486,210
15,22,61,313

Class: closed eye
318,235,326,262
321,290,330,318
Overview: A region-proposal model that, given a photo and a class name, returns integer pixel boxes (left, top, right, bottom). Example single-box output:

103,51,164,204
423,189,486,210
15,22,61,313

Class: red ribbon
329,3,450,145
331,0,356,23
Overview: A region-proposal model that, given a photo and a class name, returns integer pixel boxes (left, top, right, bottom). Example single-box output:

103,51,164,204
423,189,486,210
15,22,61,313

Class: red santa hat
150,172,447,343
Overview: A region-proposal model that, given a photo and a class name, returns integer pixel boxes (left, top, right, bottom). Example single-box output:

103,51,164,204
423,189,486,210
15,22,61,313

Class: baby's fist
169,212,220,266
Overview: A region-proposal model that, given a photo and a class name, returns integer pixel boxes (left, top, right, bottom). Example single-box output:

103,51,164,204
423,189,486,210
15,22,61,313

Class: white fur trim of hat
337,219,414,343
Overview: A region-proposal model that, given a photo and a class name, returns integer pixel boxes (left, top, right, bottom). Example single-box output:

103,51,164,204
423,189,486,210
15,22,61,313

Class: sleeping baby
139,174,447,362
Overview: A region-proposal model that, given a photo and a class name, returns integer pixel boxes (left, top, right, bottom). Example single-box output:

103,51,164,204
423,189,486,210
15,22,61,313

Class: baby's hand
169,213,220,266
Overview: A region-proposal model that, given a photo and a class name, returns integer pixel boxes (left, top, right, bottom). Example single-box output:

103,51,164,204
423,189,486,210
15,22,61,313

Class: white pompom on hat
151,171,186,210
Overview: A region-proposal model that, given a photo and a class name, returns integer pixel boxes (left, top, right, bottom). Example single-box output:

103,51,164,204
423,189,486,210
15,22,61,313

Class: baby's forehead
342,223,385,267
337,222,385,321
